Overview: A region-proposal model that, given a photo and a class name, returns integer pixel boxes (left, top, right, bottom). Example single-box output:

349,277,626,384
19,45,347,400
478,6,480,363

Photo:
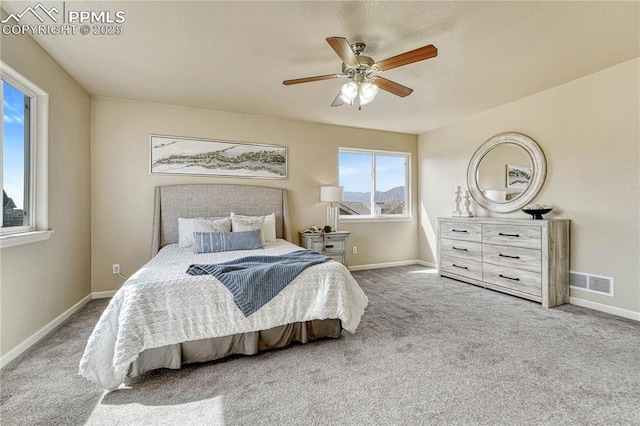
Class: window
1,62,51,247
2,80,32,232
338,148,410,219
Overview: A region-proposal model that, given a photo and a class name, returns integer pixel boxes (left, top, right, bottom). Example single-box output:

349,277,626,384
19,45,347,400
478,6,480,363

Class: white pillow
230,214,266,245
178,217,231,248
230,213,276,242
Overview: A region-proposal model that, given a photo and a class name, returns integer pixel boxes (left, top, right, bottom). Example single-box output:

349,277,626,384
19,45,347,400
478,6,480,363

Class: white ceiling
2,1,639,134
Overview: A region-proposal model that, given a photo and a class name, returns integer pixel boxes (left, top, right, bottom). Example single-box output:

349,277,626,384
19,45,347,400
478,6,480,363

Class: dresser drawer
482,224,541,249
440,221,482,242
440,238,482,262
440,255,483,281
483,263,542,296
482,244,542,273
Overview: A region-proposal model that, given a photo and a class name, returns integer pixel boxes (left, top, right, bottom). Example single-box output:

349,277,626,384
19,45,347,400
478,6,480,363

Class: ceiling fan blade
372,77,413,97
331,92,345,107
283,74,342,85
326,37,359,68
374,44,438,71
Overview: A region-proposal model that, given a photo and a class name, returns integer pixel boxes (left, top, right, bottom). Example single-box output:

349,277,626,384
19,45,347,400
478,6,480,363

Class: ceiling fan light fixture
359,81,379,105
340,81,359,102
284,36,438,108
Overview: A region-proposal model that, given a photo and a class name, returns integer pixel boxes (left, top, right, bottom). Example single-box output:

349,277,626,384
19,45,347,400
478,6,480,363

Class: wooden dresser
438,217,570,307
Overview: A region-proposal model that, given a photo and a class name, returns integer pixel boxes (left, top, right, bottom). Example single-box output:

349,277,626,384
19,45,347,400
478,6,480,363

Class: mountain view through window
339,149,408,217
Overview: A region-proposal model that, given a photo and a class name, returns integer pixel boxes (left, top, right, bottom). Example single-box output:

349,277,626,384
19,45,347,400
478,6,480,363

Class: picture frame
505,164,532,189
150,135,287,179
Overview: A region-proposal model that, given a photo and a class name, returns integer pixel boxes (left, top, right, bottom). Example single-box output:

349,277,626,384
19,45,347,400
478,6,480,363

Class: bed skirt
127,319,341,379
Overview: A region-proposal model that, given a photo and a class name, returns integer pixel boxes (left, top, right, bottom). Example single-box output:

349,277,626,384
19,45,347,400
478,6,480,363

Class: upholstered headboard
151,184,292,256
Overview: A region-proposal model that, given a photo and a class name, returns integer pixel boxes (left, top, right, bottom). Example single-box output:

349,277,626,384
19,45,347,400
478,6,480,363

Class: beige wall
418,58,640,315
0,30,92,357
91,98,418,292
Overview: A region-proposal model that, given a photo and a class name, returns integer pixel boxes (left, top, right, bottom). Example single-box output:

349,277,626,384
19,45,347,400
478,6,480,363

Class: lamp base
326,205,339,232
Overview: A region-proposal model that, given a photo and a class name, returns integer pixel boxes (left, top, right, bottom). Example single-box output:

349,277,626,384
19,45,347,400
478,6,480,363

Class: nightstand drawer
322,236,345,252
300,237,322,252
440,238,482,262
300,237,345,252
440,221,482,242
326,253,346,264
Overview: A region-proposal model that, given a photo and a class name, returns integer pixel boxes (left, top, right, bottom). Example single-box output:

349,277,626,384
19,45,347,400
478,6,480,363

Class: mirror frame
467,132,546,213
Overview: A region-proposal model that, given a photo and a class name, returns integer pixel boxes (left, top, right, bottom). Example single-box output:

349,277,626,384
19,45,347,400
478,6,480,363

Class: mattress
79,240,369,390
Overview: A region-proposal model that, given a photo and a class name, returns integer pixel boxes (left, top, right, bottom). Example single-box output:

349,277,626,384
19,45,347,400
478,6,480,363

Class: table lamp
320,186,343,232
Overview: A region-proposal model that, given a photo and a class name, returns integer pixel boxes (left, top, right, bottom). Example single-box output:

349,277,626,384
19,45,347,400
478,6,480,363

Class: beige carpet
2,265,639,425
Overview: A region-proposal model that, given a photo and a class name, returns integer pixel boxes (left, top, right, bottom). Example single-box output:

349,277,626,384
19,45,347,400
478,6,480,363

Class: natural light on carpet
409,268,438,274
85,393,225,425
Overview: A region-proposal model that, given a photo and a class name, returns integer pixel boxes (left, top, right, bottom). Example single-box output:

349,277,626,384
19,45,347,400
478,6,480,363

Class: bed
79,184,369,390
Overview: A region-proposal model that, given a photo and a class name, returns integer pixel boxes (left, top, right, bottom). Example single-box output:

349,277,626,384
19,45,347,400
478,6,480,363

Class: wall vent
570,271,614,296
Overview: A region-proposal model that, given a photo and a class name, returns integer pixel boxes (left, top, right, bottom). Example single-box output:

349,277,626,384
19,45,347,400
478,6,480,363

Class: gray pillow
193,229,263,254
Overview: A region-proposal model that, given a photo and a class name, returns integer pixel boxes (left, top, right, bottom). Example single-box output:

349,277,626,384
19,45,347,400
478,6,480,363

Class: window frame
1,62,52,248
338,147,412,222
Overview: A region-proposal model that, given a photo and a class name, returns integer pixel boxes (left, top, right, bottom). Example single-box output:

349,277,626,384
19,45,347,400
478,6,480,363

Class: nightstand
299,231,350,266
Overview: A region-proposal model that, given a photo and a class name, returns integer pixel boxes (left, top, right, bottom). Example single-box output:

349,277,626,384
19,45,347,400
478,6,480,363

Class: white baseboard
416,260,438,269
570,297,640,321
349,259,437,271
0,293,92,368
0,289,119,369
92,290,117,299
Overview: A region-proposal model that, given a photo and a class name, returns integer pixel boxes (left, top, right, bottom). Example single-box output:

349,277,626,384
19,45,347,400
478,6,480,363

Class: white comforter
79,240,369,390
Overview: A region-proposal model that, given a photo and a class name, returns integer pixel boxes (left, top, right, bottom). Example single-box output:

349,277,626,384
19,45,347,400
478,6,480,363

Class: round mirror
467,132,546,213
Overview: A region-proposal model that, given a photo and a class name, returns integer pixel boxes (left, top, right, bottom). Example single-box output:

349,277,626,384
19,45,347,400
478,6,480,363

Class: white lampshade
320,186,344,202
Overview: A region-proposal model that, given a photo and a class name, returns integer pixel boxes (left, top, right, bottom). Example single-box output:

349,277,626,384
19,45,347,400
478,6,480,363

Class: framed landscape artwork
506,164,532,189
150,135,287,179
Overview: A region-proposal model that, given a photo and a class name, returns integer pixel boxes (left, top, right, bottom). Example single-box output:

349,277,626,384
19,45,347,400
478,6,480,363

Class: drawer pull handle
453,264,469,270
325,245,334,248
453,246,468,251
498,232,520,237
499,253,520,259
499,274,520,281
452,229,468,233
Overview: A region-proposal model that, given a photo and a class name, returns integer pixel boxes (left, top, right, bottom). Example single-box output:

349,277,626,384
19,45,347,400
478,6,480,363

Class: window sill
0,230,54,249
339,216,413,223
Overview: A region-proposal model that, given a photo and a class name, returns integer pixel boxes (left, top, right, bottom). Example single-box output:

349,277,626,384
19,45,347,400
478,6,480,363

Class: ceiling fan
283,36,438,109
